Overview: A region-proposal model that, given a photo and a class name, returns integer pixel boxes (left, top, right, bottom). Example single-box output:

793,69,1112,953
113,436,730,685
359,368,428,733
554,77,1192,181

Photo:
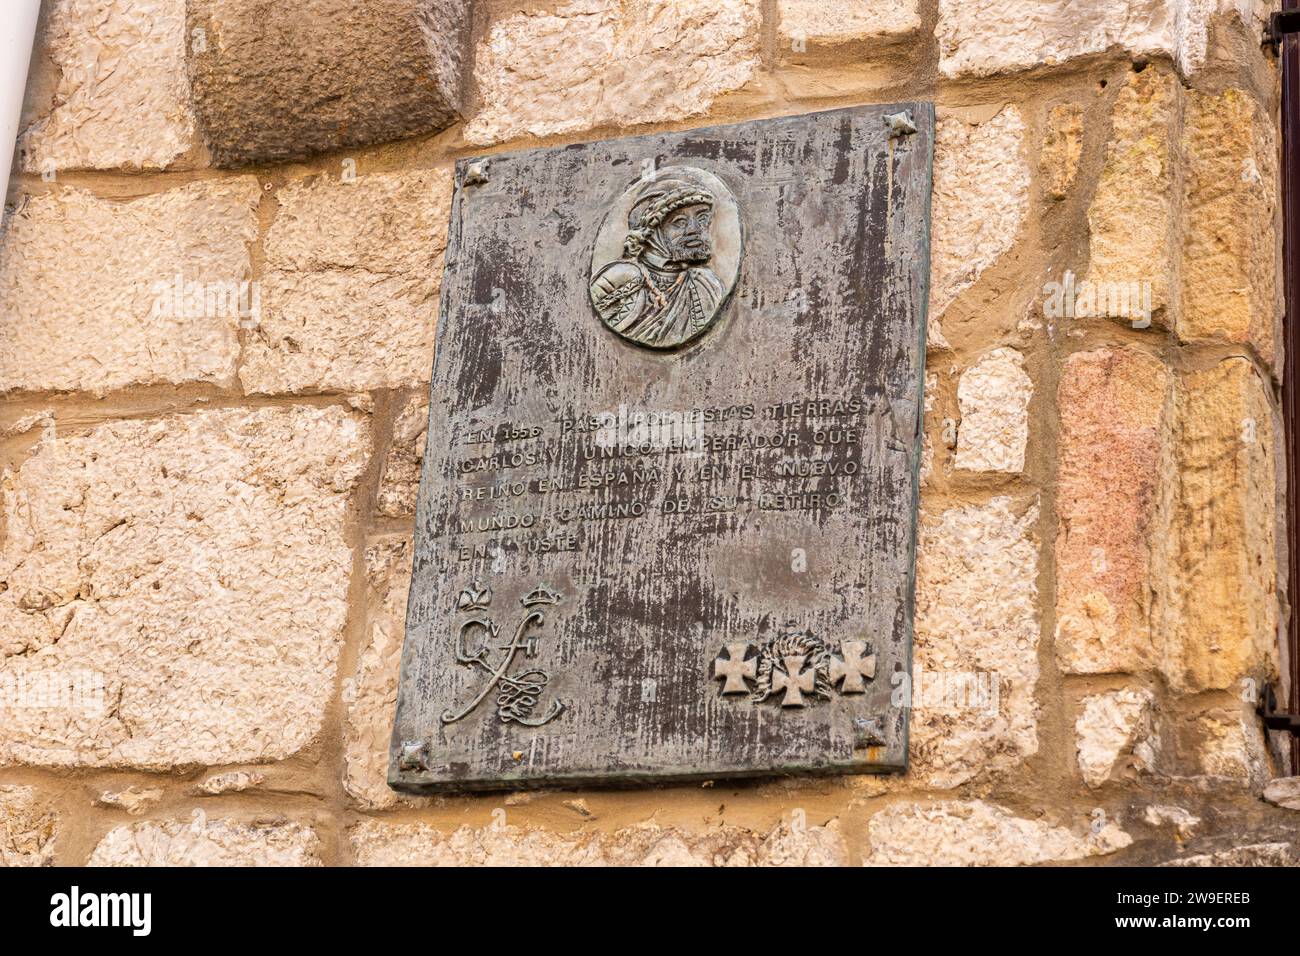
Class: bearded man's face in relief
658,203,713,264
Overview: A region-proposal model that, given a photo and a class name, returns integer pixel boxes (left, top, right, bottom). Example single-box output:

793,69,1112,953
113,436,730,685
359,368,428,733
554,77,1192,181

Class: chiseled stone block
955,347,1032,473
928,106,1029,339
0,179,260,396
343,537,426,811
0,406,367,769
90,814,321,866
1056,348,1170,675
937,0,1252,78
1182,88,1278,365
863,801,1131,866
376,394,429,518
1040,102,1084,200
466,0,761,146
20,0,195,172
350,818,847,867
777,0,920,47
911,498,1040,788
0,785,58,866
239,169,452,395
187,0,466,167
1086,69,1181,333
1075,688,1158,787
1161,359,1277,693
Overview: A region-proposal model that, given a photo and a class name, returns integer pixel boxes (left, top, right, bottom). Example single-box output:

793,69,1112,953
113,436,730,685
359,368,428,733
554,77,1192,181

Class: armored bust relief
589,167,741,350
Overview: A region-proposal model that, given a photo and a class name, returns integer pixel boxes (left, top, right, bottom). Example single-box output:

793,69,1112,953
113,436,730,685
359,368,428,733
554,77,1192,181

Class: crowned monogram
441,583,566,727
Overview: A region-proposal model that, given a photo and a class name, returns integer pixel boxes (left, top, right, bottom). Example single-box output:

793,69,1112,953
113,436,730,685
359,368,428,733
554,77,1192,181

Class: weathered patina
390,103,934,792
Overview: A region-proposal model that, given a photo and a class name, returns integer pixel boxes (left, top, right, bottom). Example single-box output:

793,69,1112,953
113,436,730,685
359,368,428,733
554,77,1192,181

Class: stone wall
1,0,1297,866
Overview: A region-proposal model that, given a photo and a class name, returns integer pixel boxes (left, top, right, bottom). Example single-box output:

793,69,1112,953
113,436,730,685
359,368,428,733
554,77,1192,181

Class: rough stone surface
239,170,451,395
89,813,321,866
1075,688,1158,787
376,394,429,517
466,0,761,145
1162,843,1296,867
936,0,1247,78
911,498,1040,788
350,818,847,866
777,0,920,45
1264,777,1300,811
1181,88,1277,364
343,538,423,810
955,348,1032,473
863,801,1132,866
20,0,194,172
187,0,465,167
0,180,260,396
929,107,1029,327
0,406,368,769
1087,72,1277,357
194,771,265,795
1056,349,1169,675
1161,359,1277,692
2,410,54,439
1190,705,1267,784
1086,69,1180,331
1143,805,1200,837
0,785,57,866
97,787,164,815
1040,103,1084,200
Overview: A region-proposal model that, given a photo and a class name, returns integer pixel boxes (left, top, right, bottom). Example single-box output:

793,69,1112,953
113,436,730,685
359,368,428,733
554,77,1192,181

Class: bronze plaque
390,103,933,792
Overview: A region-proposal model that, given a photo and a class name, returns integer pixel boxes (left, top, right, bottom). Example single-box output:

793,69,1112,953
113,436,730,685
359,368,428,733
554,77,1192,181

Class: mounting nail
883,111,917,138
398,740,428,771
853,716,887,747
464,160,490,186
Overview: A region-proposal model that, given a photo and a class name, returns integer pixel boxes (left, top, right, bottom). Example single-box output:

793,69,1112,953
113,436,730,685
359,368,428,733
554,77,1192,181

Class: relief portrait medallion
588,166,742,350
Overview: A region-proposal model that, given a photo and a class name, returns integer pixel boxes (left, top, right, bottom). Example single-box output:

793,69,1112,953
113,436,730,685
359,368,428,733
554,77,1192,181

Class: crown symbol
521,584,562,608
457,585,492,613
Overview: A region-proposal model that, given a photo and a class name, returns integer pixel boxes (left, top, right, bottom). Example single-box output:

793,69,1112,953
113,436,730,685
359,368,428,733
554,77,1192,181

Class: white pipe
1,1,43,203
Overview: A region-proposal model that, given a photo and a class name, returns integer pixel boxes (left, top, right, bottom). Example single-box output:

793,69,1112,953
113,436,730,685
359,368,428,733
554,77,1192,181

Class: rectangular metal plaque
390,103,933,792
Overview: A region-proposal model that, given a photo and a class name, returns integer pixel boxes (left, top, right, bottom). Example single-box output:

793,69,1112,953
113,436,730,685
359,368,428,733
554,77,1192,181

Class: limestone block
0,406,367,769
0,786,58,866
1056,348,1170,675
187,0,466,166
1075,688,1159,787
350,818,847,866
20,0,194,172
0,180,260,396
929,107,1029,324
911,498,1040,788
239,170,452,394
955,348,1031,473
466,0,760,145
864,801,1131,866
90,813,320,866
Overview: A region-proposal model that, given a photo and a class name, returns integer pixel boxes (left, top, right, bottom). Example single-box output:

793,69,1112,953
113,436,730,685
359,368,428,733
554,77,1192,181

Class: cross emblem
713,642,756,694
829,640,876,693
771,654,816,707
